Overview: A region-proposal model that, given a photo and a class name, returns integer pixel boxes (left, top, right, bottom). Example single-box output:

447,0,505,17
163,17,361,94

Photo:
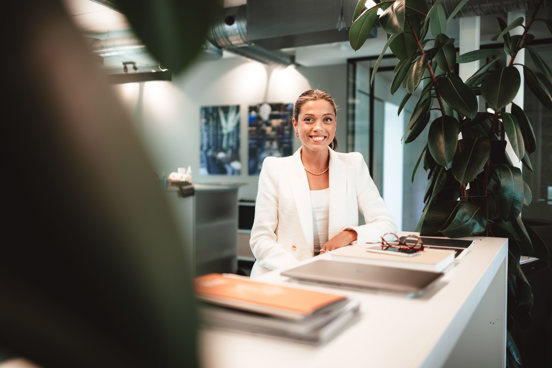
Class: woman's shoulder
332,150,364,163
261,154,296,171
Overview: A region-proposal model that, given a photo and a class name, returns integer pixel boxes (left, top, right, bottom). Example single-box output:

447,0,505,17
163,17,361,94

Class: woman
249,89,397,278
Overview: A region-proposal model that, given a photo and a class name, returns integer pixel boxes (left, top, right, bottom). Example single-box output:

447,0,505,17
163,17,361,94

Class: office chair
1,1,199,367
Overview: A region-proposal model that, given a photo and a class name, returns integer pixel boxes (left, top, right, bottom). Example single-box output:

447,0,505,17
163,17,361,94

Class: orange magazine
194,273,347,320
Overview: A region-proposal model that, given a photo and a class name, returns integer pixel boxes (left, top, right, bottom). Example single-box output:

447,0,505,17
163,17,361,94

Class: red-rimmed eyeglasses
380,233,424,252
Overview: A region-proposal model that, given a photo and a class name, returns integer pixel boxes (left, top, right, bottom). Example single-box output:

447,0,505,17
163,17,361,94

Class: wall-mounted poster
200,105,241,176
248,102,294,175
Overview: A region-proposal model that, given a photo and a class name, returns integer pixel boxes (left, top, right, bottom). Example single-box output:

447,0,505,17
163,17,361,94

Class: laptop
281,259,444,296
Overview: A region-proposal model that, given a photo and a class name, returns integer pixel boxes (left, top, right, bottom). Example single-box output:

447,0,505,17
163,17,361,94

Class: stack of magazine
194,273,360,344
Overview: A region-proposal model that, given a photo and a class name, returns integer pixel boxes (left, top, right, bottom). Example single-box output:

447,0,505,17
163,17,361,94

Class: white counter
199,236,507,368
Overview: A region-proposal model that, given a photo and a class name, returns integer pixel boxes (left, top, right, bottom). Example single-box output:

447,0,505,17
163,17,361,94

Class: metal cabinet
165,184,238,276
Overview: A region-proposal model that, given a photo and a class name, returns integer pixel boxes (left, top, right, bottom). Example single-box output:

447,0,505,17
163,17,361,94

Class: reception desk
199,236,508,368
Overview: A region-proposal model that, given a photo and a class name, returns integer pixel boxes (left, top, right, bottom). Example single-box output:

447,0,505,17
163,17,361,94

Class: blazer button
291,245,297,251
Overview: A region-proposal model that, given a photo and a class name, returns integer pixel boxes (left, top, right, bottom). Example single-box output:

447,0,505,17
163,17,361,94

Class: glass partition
347,58,428,231
522,43,552,221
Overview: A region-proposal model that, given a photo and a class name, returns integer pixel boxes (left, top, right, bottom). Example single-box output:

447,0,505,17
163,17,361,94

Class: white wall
114,55,347,200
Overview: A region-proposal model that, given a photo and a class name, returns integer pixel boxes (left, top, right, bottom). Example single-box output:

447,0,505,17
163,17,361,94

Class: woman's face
293,99,336,153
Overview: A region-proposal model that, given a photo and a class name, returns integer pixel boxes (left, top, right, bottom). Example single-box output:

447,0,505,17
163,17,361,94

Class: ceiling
64,0,551,71
63,0,384,69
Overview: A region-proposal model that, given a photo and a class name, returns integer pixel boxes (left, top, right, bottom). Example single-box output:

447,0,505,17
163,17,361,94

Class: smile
310,135,326,142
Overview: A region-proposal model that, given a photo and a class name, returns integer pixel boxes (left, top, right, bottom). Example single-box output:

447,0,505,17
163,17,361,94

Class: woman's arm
249,158,300,272
321,229,357,252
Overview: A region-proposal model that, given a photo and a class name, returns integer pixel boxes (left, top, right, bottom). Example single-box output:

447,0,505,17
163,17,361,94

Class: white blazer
249,147,397,278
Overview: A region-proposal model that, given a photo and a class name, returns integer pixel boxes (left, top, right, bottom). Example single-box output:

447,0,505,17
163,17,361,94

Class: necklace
303,166,329,176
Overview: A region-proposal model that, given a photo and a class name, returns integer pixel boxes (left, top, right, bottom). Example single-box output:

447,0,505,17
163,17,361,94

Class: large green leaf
437,74,478,119
349,6,380,50
508,34,535,53
488,164,524,220
523,180,532,207
429,3,447,36
501,113,525,161
405,111,430,143
398,92,413,115
446,0,470,22
427,115,459,168
389,32,418,60
417,200,459,235
406,54,427,92
493,219,533,258
461,113,492,139
440,201,487,237
496,17,513,55
527,47,552,90
352,0,368,21
523,65,552,110
404,94,431,142
406,0,429,16
522,153,533,173
481,66,521,110
425,167,448,206
112,0,223,74
457,49,502,63
405,91,430,131
492,16,524,41
537,71,552,96
421,0,441,37
452,137,490,184
511,103,536,154
411,146,426,182
371,33,400,85
391,55,415,94
423,144,439,172
380,0,406,34
434,35,456,73
465,56,501,87
507,331,523,368
423,164,440,204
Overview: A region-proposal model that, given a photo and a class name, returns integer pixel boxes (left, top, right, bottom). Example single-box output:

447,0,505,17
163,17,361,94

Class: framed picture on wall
248,102,293,175
200,105,241,176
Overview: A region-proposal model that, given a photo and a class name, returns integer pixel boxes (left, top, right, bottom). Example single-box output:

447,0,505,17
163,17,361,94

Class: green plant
349,0,552,366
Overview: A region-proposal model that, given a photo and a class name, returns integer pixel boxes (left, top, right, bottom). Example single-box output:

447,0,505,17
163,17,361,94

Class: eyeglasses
380,233,424,252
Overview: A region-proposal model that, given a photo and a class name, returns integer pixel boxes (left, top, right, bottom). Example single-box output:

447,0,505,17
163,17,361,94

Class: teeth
312,136,325,142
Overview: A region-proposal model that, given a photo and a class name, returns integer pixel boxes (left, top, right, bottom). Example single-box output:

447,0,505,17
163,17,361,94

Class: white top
310,188,329,255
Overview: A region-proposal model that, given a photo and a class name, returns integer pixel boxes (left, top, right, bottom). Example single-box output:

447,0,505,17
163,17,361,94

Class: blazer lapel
328,149,347,239
291,148,313,247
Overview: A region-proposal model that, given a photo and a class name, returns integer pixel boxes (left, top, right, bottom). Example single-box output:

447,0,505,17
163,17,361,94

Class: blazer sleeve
249,158,300,272
348,153,398,243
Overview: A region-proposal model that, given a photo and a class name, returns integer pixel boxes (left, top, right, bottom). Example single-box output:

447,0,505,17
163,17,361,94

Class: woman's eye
303,118,314,123
324,117,334,123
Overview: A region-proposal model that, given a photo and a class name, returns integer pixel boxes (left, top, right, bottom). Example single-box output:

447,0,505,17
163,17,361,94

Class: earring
295,132,299,137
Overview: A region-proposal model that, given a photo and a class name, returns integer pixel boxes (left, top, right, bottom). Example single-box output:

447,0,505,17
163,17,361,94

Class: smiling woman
248,89,398,278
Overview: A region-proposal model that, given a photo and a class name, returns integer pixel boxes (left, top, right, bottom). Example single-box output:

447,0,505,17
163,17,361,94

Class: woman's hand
320,229,357,254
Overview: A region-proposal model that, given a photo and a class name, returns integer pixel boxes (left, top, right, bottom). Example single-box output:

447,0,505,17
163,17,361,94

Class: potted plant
349,0,551,366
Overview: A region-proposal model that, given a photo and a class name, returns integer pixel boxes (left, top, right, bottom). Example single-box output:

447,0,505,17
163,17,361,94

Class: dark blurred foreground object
0,1,220,367
519,218,552,368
